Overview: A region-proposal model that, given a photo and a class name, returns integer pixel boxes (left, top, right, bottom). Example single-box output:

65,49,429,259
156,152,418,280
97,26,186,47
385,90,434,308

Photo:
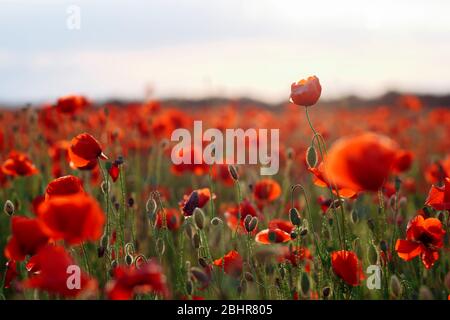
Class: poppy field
0,77,449,300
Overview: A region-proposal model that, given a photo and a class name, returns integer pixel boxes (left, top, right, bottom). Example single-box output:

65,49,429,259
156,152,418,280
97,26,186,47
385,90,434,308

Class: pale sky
0,0,449,104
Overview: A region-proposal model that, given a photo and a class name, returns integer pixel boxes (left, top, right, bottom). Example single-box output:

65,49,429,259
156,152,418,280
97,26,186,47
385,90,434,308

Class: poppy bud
367,218,376,232
248,217,258,232
191,267,209,284
114,202,120,212
228,165,239,181
289,208,301,226
146,197,157,213
186,280,193,295
115,155,124,165
101,180,110,194
125,254,134,266
193,208,205,230
156,238,165,255
290,231,297,239
185,223,195,239
389,275,402,299
300,273,310,296
322,286,331,298
379,240,388,253
127,197,135,208
4,200,14,216
438,211,445,222
367,245,378,265
198,257,208,268
300,228,308,237
418,286,433,300
350,209,359,224
244,272,254,282
192,233,201,249
211,217,223,226
306,146,318,168
394,176,402,192
97,246,105,258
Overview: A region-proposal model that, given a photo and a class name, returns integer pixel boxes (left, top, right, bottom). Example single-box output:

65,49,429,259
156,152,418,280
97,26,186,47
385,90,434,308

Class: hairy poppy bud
211,217,223,226
290,231,297,239
322,286,331,298
191,267,209,284
97,246,105,258
192,233,201,249
244,214,252,232
127,197,135,208
125,254,134,266
248,217,258,233
228,165,239,181
350,209,359,224
389,275,402,299
306,146,318,168
4,200,14,216
244,272,254,282
101,180,110,194
198,257,209,268
300,228,308,237
289,208,301,226
193,208,205,230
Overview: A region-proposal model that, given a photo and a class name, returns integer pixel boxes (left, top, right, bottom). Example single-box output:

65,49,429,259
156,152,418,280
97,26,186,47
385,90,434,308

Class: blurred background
0,0,450,104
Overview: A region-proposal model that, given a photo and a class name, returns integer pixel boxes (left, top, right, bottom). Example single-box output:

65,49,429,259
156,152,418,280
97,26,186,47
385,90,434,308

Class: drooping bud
4,200,15,216
306,145,318,168
228,165,239,181
289,208,301,226
193,208,205,230
211,217,223,226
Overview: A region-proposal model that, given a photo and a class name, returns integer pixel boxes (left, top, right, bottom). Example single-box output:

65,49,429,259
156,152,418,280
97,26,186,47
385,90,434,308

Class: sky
0,0,449,104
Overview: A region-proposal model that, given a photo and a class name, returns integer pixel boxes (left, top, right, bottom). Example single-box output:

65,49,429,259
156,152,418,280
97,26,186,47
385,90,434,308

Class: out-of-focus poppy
395,215,445,269
317,195,333,213
278,246,313,271
253,179,281,203
108,162,120,182
255,228,291,244
224,199,259,233
324,133,405,192
24,245,97,297
155,208,182,231
290,76,322,107
308,165,357,198
425,155,450,184
37,193,105,245
331,250,364,286
212,164,235,186
45,175,84,200
4,216,50,261
179,188,215,216
106,261,169,300
425,177,450,210
1,151,38,177
68,133,107,169
268,219,295,234
213,250,243,277
392,150,414,173
171,145,209,176
397,95,422,111
55,95,90,114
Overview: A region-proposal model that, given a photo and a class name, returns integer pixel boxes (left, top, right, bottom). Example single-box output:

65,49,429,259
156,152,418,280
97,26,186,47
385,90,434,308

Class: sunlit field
0,79,449,300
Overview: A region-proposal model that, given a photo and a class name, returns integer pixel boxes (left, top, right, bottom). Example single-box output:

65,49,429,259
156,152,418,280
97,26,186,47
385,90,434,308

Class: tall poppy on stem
45,175,84,200
331,250,364,286
68,133,107,169
213,250,243,277
425,177,450,210
290,76,322,107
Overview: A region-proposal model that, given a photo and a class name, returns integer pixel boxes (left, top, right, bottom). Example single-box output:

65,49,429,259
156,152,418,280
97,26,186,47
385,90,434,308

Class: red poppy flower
106,261,169,300
108,162,120,182
4,260,18,289
290,76,322,107
324,133,404,192
255,228,291,244
308,165,357,198
37,193,105,245
425,155,450,184
395,215,445,269
425,177,450,210
268,219,295,234
45,175,84,200
213,250,243,277
24,245,97,297
331,250,365,286
55,95,89,114
179,188,215,216
4,216,50,261
317,195,333,213
224,199,259,233
253,179,281,202
1,151,38,177
155,208,182,231
278,246,313,271
392,150,414,173
68,133,107,169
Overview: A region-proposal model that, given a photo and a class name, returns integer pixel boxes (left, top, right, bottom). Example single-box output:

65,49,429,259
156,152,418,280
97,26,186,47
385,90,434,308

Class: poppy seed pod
306,146,318,168
4,200,14,216
228,164,239,181
193,208,205,230
211,217,223,226
289,208,301,226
